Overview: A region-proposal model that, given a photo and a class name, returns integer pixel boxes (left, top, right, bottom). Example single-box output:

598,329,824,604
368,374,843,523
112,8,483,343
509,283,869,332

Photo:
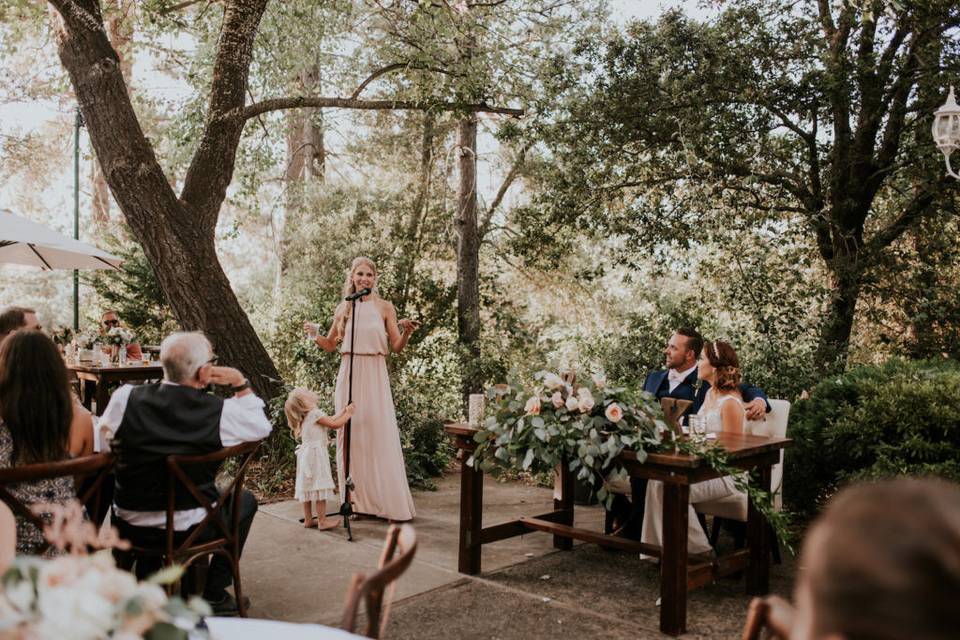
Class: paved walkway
241,471,793,638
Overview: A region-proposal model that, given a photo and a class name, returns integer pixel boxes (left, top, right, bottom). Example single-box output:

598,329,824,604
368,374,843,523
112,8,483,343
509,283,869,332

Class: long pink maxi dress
335,299,416,521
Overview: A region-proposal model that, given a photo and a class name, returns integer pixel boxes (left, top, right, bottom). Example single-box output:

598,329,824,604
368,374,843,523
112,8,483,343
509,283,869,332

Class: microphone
345,287,371,301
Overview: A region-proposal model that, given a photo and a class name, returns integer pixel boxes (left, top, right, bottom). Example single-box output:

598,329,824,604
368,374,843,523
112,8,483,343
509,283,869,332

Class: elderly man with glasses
99,310,144,361
98,331,273,616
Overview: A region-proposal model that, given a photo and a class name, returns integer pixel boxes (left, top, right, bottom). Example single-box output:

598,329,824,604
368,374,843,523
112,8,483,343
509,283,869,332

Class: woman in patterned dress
0,330,94,555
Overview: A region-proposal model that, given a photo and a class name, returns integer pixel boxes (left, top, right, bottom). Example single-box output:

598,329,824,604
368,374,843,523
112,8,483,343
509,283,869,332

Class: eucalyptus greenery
469,369,794,552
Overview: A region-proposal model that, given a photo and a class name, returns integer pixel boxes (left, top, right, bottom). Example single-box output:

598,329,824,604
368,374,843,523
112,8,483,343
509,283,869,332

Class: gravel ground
383,542,796,640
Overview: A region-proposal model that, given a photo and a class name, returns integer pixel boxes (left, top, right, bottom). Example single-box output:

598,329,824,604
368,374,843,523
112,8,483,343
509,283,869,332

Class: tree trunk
91,0,134,227
814,248,863,374
278,63,325,297
455,115,481,407
50,0,283,400
395,112,435,316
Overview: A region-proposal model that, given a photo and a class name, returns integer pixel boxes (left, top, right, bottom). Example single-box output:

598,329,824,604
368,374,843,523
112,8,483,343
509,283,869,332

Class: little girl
284,387,355,530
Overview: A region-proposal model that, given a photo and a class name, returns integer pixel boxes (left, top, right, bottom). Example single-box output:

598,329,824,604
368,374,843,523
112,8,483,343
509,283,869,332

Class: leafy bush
785,358,960,521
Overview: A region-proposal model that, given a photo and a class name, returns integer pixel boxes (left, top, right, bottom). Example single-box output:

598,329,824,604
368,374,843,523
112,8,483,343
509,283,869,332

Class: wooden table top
67,362,164,374
444,422,791,469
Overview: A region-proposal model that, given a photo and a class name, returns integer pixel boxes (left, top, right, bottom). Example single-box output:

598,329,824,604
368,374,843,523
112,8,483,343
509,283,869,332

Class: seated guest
99,331,272,615
787,477,960,640
0,306,40,343
613,329,769,538
0,330,95,555
99,310,143,361
641,340,747,556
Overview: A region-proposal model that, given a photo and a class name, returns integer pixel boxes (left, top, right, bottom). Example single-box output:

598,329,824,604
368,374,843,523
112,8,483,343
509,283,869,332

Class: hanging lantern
932,86,960,179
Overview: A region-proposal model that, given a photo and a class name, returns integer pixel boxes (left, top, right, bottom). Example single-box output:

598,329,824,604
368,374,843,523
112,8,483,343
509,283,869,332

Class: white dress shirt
668,364,698,393
98,381,273,530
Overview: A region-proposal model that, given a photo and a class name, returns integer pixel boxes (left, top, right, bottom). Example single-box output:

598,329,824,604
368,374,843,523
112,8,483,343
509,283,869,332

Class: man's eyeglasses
103,319,120,327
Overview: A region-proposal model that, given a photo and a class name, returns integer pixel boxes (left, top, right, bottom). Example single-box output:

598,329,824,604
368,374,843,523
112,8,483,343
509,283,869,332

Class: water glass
689,414,707,440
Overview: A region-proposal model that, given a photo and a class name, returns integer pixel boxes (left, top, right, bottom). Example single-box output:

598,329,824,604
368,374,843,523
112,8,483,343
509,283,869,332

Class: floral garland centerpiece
469,368,795,549
469,370,666,506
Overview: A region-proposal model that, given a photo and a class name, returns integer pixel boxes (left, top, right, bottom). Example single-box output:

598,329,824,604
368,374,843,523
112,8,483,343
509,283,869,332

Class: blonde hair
335,256,378,339
284,387,317,439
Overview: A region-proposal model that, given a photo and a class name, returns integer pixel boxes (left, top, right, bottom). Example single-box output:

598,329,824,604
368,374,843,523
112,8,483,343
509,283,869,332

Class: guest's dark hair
803,478,960,640
0,306,35,339
703,340,741,390
675,327,704,361
0,330,72,464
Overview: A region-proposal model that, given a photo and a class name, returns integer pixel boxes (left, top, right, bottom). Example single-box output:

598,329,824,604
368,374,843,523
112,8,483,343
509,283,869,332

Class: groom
643,327,769,419
612,328,770,539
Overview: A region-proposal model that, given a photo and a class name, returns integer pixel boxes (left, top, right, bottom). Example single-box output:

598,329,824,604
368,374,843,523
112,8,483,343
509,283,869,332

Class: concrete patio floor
240,470,794,638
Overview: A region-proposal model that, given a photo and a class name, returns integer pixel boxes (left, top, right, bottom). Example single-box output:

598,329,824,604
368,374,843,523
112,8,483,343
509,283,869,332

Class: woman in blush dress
305,256,418,522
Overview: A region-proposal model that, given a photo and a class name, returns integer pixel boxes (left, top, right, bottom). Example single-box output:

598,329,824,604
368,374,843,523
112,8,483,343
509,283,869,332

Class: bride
641,340,746,556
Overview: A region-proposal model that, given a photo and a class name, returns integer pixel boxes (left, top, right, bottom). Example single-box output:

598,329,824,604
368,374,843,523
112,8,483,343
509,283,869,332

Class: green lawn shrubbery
785,358,960,520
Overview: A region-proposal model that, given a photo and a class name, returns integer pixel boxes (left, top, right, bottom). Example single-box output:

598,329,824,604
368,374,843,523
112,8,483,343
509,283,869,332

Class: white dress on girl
641,394,745,555
294,409,337,503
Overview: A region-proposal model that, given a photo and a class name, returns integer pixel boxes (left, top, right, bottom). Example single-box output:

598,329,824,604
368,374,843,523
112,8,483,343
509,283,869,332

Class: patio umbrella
0,209,122,271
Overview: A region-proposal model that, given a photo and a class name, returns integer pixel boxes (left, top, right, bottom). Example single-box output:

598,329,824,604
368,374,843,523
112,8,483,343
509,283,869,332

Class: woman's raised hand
398,318,420,335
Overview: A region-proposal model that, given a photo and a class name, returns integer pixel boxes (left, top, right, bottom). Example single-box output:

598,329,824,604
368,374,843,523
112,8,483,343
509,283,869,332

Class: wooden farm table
68,362,164,416
444,423,791,636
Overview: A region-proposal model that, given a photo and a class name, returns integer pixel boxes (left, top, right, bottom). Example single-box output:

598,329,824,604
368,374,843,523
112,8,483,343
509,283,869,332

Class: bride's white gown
641,394,745,555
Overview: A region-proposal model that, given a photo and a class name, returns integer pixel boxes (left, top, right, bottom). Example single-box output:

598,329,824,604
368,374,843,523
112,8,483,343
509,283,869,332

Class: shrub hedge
785,358,960,520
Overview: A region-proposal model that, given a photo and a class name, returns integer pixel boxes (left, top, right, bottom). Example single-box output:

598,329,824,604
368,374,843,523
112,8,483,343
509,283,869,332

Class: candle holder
468,393,485,427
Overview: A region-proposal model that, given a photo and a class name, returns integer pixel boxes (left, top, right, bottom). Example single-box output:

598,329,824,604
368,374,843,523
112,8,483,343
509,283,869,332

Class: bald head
159,332,212,385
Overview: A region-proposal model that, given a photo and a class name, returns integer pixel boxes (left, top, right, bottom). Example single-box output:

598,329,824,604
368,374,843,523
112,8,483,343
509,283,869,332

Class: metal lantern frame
932,86,960,180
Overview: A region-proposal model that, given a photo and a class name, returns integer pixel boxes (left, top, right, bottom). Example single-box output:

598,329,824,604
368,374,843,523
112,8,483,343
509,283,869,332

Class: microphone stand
337,292,360,541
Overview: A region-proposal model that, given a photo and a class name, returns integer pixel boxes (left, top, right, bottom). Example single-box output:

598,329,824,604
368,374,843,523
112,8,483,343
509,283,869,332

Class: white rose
36,581,115,640
551,392,564,409
578,391,595,414
591,373,607,389
524,396,541,415
565,395,580,412
543,373,564,390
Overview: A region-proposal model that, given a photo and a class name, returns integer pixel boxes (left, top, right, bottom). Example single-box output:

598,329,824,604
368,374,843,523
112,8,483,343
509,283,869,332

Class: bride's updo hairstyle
703,340,741,391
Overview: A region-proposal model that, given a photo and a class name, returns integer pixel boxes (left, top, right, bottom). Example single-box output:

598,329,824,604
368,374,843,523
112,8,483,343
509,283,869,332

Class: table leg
661,481,689,636
746,464,773,595
553,459,574,550
94,381,109,417
80,380,94,412
458,455,483,574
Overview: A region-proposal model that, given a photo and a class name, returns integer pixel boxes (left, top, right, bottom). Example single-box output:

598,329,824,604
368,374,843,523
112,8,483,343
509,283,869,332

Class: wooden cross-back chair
741,596,795,640
119,440,261,617
341,524,418,639
0,452,114,555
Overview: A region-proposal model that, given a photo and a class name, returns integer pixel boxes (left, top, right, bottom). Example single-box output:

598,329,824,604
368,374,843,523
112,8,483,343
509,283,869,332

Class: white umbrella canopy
0,209,122,271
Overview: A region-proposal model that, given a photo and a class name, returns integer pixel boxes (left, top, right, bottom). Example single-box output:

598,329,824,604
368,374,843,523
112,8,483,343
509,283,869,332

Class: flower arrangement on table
106,326,136,347
469,368,794,549
73,329,101,351
468,370,667,506
48,325,74,347
0,501,209,640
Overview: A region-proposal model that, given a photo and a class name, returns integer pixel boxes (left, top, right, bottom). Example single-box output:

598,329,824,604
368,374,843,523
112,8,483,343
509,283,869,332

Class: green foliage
785,359,960,521
83,233,178,345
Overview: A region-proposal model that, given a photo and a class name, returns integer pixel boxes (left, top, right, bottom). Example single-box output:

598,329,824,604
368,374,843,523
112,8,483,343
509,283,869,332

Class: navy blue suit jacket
644,369,771,416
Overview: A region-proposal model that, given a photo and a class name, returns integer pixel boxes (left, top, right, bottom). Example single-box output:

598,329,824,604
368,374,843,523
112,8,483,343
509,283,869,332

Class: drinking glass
689,414,707,441
305,323,319,343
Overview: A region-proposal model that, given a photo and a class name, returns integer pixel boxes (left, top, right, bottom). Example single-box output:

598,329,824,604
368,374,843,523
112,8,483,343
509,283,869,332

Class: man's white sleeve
220,393,274,447
97,384,134,452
